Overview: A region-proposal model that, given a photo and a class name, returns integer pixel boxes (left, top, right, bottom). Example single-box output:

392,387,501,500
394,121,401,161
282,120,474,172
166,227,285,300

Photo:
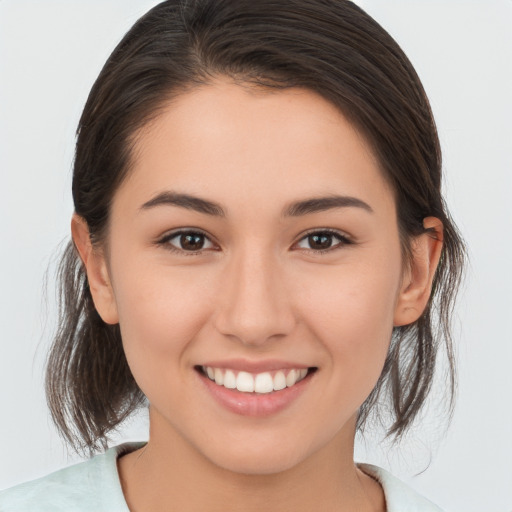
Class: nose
213,245,296,346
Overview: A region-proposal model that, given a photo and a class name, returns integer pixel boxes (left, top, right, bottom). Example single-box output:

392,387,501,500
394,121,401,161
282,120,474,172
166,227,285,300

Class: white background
0,1,511,511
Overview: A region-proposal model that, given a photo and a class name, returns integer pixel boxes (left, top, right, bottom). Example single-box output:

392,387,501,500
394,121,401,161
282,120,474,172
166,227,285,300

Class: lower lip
197,370,314,417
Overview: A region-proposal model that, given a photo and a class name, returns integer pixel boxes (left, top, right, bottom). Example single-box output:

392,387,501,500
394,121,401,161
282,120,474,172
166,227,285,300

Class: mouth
196,365,317,394
194,359,318,416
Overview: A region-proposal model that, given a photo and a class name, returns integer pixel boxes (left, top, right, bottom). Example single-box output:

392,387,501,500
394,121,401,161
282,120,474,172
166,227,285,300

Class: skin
73,78,443,512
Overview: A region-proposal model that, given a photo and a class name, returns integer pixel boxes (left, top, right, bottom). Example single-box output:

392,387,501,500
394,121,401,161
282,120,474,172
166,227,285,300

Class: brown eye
180,233,205,251
162,230,215,253
296,230,350,252
308,233,333,250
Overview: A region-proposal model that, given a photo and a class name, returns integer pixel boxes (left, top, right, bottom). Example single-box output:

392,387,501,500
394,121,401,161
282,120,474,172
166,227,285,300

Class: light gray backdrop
1,1,511,511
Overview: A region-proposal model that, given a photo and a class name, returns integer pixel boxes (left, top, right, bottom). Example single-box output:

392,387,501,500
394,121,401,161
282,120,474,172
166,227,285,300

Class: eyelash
156,228,353,256
295,229,353,254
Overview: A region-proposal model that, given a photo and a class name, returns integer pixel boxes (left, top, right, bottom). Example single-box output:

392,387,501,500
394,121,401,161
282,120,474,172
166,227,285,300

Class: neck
118,412,384,512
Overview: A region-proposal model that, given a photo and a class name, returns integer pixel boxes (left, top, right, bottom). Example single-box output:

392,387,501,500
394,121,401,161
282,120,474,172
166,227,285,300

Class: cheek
110,259,214,392
294,256,400,385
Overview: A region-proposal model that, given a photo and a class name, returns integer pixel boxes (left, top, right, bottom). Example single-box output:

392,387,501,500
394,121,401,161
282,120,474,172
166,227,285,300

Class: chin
195,429,323,476
211,448,306,476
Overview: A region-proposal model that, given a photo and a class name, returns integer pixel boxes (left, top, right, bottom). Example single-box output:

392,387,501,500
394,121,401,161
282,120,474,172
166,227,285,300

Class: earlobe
393,217,443,327
71,214,119,325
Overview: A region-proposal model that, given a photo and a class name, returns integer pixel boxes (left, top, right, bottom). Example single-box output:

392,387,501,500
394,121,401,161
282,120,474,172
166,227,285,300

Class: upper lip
198,358,313,373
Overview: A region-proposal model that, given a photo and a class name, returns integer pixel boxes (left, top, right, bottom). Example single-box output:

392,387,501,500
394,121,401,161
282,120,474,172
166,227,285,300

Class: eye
295,230,351,253
159,230,216,254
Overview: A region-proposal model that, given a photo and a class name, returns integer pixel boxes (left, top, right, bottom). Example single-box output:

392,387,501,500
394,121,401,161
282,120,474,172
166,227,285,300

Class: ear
71,213,119,325
394,217,443,327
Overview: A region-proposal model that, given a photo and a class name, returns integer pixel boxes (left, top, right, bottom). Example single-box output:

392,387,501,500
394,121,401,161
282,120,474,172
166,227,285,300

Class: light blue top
0,443,443,511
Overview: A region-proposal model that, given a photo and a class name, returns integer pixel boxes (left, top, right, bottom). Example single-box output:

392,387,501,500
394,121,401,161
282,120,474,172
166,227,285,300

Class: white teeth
236,371,255,392
214,368,224,385
223,370,236,389
273,371,287,391
203,366,311,393
286,369,298,387
254,372,274,394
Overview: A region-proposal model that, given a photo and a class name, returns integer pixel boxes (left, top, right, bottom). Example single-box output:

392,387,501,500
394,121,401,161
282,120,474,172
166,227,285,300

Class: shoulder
0,442,145,512
358,463,445,512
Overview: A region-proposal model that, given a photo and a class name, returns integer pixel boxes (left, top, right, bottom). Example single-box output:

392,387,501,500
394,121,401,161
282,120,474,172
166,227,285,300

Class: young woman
0,1,465,510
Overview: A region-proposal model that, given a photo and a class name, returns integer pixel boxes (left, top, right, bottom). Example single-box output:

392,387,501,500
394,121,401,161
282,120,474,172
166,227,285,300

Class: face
85,79,418,475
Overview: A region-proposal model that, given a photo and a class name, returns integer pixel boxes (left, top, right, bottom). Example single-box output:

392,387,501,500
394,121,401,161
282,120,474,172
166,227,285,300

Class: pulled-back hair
46,0,466,454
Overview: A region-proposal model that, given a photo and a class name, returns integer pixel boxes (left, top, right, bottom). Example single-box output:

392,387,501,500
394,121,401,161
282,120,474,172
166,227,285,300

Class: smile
196,363,317,416
201,366,311,394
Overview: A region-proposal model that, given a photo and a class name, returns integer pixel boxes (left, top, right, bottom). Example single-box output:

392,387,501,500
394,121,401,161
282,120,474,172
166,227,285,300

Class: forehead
118,79,394,219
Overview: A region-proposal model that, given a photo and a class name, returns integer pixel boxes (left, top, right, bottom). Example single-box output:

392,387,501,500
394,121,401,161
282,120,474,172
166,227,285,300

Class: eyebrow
140,191,373,217
141,191,225,216
284,195,373,216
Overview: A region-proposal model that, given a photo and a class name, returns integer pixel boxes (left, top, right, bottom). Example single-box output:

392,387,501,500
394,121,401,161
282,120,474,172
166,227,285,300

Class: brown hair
46,0,466,454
